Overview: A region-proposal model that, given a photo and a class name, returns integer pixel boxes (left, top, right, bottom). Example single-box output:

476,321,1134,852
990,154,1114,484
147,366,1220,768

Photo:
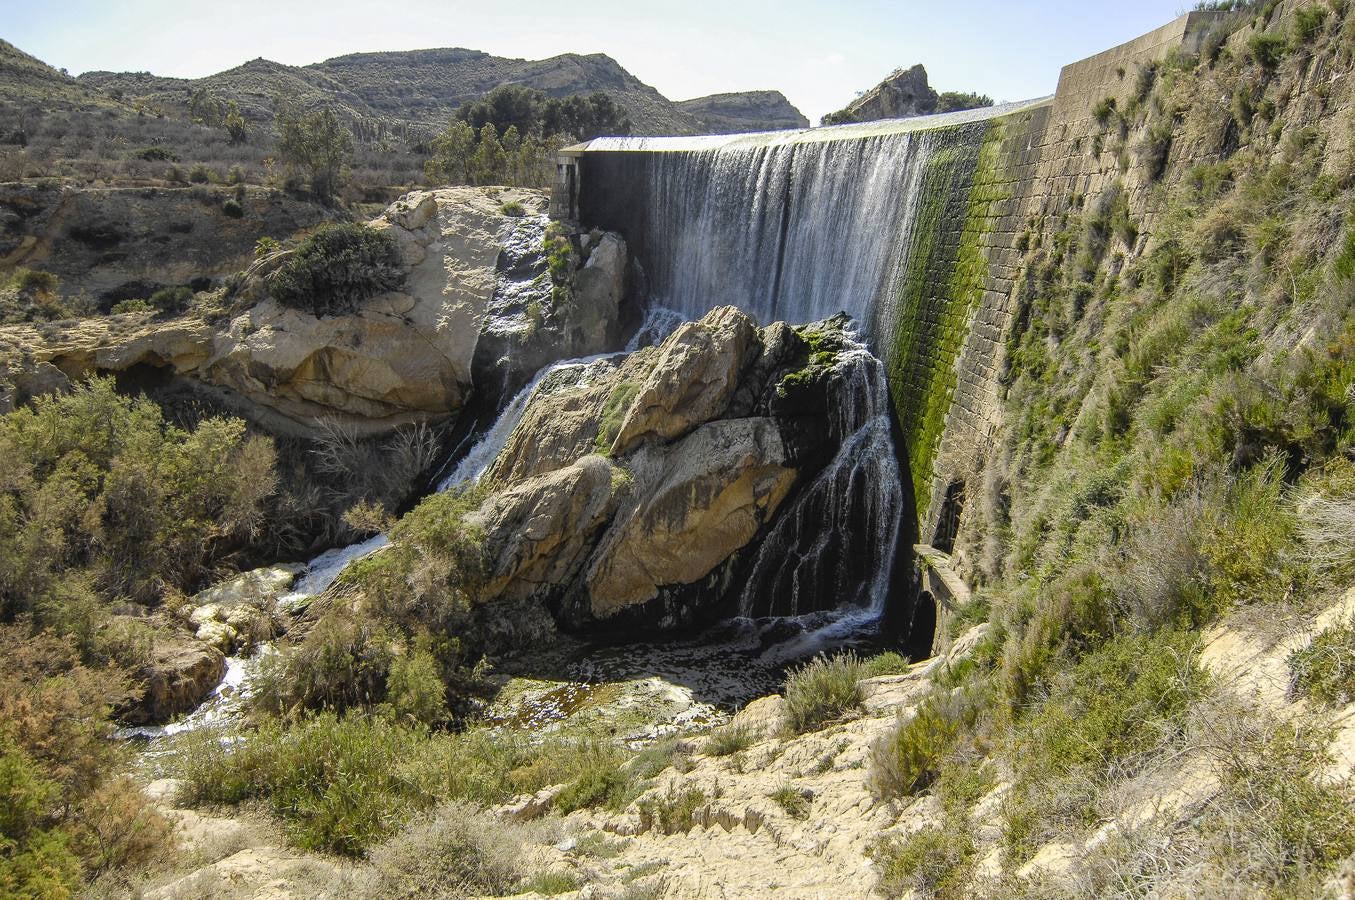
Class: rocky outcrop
587,418,797,614
0,188,630,434
609,307,758,455
185,563,303,653
462,306,870,635
824,64,937,125
121,635,227,726
676,90,810,133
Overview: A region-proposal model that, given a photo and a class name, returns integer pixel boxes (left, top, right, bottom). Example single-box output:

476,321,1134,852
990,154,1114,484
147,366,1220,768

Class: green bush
149,285,193,312
769,784,811,819
268,224,405,317
384,648,449,726
109,298,152,314
1002,630,1206,857
499,199,526,216
0,377,276,615
869,815,976,899
552,745,635,813
1291,5,1328,45
1249,31,1288,69
783,652,864,734
704,724,754,757
862,651,911,678
222,198,244,218
869,698,960,800
1289,616,1355,706
173,712,430,856
637,785,706,835
0,627,170,894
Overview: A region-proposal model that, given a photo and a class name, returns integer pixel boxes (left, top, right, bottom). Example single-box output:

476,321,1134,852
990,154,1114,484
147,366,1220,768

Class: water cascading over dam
564,101,1048,633
569,101,1040,362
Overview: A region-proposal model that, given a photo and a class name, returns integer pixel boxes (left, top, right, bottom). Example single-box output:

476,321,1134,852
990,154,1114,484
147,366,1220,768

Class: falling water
738,331,904,619
629,132,935,340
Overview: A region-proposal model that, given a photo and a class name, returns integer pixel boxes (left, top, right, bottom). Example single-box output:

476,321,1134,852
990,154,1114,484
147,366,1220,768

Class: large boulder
586,418,797,616
455,307,869,637
475,454,622,604
609,306,758,455
202,188,543,433
121,635,227,726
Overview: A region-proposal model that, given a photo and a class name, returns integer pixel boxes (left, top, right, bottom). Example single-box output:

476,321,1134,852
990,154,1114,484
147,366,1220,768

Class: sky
5,1,1192,124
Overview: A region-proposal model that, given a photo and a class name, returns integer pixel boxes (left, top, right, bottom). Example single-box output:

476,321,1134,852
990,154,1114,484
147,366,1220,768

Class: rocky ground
124,581,1355,899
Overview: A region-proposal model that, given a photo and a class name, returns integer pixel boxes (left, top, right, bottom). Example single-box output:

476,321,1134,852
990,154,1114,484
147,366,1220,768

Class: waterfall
627,132,934,339
739,332,904,619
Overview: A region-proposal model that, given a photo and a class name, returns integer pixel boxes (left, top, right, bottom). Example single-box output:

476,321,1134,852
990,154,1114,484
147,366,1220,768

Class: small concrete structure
550,141,587,221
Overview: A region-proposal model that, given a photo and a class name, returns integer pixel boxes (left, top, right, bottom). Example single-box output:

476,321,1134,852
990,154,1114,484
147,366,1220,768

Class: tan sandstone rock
609,305,759,455
587,418,797,615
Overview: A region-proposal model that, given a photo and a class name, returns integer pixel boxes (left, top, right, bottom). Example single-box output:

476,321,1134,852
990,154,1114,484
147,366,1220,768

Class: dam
552,9,1228,545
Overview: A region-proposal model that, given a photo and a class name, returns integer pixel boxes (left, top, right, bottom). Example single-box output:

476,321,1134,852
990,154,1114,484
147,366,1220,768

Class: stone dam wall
558,10,1229,548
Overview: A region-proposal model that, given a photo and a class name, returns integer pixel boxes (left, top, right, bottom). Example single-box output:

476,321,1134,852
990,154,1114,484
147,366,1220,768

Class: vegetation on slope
868,3,1355,895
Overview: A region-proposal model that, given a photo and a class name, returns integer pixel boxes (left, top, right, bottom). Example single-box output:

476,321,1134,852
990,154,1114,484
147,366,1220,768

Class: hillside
677,90,810,132
77,47,808,137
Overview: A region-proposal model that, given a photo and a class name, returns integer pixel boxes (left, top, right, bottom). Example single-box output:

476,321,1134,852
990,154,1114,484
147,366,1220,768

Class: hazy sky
6,1,1191,123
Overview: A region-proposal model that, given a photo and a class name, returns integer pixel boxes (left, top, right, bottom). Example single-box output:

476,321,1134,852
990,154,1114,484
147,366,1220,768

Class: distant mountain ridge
76,47,807,137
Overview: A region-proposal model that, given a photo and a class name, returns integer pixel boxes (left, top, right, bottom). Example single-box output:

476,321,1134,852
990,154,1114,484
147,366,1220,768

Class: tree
469,123,505,185
276,105,353,201
224,100,248,145
425,120,476,185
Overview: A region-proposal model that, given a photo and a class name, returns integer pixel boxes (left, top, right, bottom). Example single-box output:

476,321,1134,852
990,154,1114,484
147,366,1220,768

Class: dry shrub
363,801,541,897
782,652,864,734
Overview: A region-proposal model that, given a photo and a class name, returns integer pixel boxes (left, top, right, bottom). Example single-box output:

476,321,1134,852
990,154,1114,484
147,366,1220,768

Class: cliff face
824,64,937,124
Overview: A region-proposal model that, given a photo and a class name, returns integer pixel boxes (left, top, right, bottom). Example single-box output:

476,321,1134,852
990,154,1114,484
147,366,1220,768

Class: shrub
1093,97,1117,126
862,651,911,678
499,199,526,216
552,745,635,813
172,713,430,856
222,198,244,218
1289,616,1355,706
9,268,58,294
783,652,864,734
704,724,754,757
637,785,706,835
365,801,536,896
109,298,152,314
149,285,193,312
1249,31,1288,69
769,784,811,819
869,698,960,800
384,648,449,726
1203,457,1296,609
520,871,582,895
0,627,170,894
869,816,976,899
188,163,213,184
268,224,405,317
0,377,276,614
1291,5,1328,46
1002,630,1206,856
